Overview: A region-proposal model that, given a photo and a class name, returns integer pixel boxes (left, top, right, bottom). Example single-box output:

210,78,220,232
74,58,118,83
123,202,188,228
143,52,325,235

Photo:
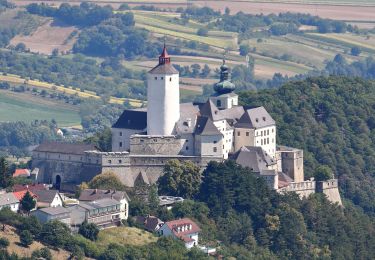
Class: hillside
240,76,375,212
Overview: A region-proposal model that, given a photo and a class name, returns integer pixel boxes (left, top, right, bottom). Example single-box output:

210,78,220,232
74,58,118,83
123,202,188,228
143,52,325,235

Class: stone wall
278,180,316,198
130,135,183,155
316,179,342,205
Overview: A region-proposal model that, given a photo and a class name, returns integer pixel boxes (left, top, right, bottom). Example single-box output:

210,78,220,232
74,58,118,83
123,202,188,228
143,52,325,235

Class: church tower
147,46,180,136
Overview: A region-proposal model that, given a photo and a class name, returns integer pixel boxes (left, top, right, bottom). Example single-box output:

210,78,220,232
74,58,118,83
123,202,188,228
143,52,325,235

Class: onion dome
214,59,235,94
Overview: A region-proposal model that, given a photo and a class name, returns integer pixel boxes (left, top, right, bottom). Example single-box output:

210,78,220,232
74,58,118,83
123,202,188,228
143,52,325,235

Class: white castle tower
147,46,180,135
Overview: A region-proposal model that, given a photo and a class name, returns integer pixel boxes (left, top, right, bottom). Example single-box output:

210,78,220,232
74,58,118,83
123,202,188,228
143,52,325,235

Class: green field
0,91,81,127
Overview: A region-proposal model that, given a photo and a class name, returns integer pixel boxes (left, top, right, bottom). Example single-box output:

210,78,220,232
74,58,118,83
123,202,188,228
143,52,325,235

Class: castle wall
112,128,142,152
316,179,342,205
278,180,316,198
130,135,183,155
195,134,223,158
234,128,255,151
280,148,304,182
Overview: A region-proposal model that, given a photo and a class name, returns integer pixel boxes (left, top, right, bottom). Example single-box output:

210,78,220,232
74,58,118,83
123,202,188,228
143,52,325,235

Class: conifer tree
20,191,36,213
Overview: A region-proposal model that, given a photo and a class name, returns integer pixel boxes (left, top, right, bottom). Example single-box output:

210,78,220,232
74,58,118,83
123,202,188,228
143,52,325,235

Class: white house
78,189,130,220
158,218,201,249
33,190,63,208
0,193,20,212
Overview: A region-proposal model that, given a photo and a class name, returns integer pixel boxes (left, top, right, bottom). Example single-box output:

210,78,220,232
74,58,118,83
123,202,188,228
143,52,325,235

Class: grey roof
175,103,200,134
194,116,221,136
220,106,245,124
0,193,19,206
136,215,164,232
260,169,277,176
149,63,178,74
79,198,120,211
33,190,60,203
34,142,98,155
79,189,130,202
235,106,275,129
112,109,147,130
38,206,70,216
231,146,276,172
199,100,224,121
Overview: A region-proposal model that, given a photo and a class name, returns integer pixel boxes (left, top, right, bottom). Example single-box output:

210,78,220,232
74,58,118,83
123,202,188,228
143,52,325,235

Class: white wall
50,194,63,207
0,203,19,213
254,126,276,158
120,198,128,220
195,135,223,157
213,120,233,159
147,73,180,136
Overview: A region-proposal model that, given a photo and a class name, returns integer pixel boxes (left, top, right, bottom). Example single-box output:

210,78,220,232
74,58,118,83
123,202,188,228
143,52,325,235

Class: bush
78,222,99,241
0,238,9,249
351,46,361,56
32,247,52,260
20,230,33,247
197,28,208,36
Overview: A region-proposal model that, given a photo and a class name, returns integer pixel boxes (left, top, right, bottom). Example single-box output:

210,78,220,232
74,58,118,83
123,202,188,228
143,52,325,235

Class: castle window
119,160,122,164
263,117,266,121
261,139,263,145
246,132,249,136
256,118,259,122
119,142,123,147
154,77,157,80
161,77,164,80
267,129,269,135
186,146,189,150
217,100,221,107
272,128,274,133
261,131,263,137
108,160,112,164
120,132,122,136
214,141,217,144
267,138,269,144
213,147,217,153
170,77,172,82
186,140,189,142
237,132,240,136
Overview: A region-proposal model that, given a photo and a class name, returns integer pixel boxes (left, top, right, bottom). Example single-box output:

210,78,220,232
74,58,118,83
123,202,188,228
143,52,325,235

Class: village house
13,190,37,211
33,190,63,208
32,206,71,226
0,193,20,212
136,215,164,232
158,218,201,249
12,169,30,178
79,189,129,220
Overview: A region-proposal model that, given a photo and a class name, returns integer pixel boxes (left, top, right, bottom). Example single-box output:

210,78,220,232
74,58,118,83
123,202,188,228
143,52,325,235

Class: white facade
213,120,233,159
209,94,238,110
158,223,199,249
147,73,180,136
0,202,19,212
254,126,276,158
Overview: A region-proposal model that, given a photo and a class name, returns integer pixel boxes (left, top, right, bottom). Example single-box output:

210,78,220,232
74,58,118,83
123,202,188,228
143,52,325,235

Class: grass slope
0,90,81,126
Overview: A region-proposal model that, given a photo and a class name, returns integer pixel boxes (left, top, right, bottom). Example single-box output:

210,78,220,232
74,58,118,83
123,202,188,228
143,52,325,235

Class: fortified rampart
316,179,342,205
278,180,316,198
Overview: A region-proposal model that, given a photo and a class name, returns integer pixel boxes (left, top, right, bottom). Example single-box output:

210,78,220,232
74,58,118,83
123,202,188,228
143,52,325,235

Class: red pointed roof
159,45,171,65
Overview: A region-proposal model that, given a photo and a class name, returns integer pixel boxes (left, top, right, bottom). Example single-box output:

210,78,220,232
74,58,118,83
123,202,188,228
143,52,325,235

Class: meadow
0,90,81,126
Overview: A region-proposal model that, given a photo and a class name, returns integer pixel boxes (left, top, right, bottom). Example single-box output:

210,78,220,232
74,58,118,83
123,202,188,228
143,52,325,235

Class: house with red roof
12,169,30,178
158,218,201,249
13,190,37,211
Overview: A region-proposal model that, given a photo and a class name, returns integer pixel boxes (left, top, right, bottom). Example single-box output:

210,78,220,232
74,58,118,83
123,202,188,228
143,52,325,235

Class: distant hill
240,76,375,212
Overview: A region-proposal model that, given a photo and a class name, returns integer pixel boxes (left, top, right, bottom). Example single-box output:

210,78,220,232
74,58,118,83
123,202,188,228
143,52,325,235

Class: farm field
133,11,236,49
10,19,79,55
0,73,144,107
194,1,375,22
0,89,81,126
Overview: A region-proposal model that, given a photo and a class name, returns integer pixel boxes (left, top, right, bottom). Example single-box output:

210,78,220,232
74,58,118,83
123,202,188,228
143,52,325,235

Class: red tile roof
13,190,36,201
165,218,200,242
13,184,49,193
13,169,30,177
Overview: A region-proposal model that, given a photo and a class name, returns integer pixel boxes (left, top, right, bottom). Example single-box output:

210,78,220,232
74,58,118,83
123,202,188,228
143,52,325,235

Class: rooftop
13,190,36,201
39,206,70,216
33,190,59,203
34,142,99,155
0,193,19,206
79,189,130,202
12,169,30,178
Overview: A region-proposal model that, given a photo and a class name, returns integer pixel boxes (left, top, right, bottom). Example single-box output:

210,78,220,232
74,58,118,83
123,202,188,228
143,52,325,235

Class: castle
31,46,342,204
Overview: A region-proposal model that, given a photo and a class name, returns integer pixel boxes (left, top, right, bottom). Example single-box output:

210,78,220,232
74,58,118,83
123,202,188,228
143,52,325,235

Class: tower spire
159,40,171,65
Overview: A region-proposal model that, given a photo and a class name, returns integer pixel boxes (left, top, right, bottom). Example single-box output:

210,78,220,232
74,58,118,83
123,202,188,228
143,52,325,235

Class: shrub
20,230,33,247
0,238,9,249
